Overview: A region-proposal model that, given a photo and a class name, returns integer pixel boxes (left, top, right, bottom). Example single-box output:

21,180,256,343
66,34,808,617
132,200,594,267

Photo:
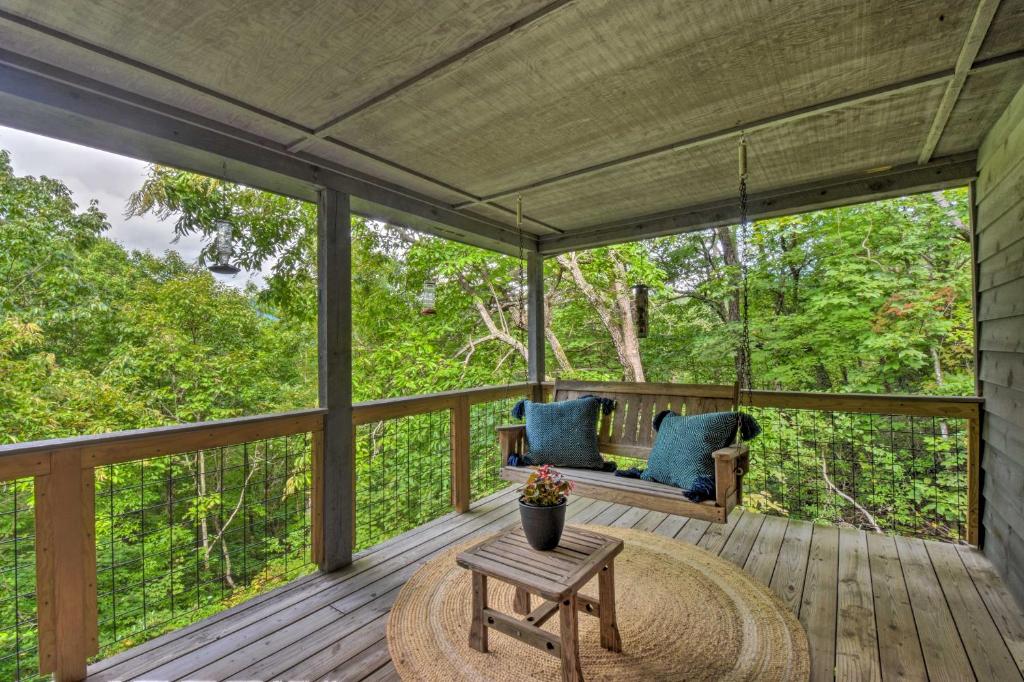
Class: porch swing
496,138,757,523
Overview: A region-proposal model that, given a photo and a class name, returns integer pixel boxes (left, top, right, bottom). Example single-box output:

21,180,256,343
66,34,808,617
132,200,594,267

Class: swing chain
737,136,754,401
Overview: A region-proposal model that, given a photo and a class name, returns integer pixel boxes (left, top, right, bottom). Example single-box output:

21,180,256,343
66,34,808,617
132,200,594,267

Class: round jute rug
388,524,809,681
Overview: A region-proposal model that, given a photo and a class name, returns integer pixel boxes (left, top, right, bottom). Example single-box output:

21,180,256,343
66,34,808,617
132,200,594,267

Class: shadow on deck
86,487,1024,681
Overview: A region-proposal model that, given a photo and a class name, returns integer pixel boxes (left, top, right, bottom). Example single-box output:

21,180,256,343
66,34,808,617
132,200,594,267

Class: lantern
419,279,437,316
632,284,649,338
208,219,240,275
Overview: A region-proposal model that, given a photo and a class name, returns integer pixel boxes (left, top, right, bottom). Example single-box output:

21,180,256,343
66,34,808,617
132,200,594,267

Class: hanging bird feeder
632,283,649,338
419,279,437,316
208,219,240,275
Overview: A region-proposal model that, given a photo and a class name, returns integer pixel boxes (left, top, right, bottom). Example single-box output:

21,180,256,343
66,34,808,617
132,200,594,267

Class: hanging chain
517,194,526,386
737,136,754,404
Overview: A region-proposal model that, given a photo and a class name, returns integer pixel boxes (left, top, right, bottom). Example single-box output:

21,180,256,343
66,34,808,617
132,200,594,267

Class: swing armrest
497,424,527,465
713,444,750,509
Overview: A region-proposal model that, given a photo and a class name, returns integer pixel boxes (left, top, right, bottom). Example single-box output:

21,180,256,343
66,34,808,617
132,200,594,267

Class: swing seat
498,380,749,523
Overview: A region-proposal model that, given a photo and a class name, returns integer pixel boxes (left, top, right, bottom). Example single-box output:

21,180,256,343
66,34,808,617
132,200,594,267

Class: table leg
559,594,583,682
469,572,488,652
513,586,531,615
598,561,622,652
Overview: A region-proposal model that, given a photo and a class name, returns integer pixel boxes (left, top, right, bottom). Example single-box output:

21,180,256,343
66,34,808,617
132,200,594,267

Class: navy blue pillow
641,411,739,492
523,397,605,470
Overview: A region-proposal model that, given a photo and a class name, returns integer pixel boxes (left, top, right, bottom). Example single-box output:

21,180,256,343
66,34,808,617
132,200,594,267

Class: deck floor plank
84,491,1024,682
957,544,1024,674
866,533,927,681
719,510,766,567
895,536,976,682
769,518,813,613
800,524,839,682
926,540,1023,681
744,513,788,586
835,528,881,681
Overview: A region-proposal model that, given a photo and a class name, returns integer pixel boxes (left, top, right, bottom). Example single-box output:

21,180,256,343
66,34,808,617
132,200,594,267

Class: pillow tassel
737,412,762,441
510,399,527,420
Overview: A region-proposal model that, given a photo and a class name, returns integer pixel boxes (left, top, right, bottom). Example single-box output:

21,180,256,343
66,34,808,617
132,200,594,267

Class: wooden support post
317,188,354,571
527,251,545,402
967,412,981,546
35,450,96,681
451,395,471,513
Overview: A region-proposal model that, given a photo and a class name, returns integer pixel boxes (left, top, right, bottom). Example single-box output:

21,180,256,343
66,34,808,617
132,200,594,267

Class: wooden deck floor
86,488,1024,681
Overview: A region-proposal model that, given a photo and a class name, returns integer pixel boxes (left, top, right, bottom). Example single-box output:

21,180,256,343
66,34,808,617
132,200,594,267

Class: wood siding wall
977,83,1024,604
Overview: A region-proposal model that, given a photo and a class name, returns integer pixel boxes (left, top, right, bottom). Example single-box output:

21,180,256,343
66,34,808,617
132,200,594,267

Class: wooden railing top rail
744,389,983,418
0,382,983,482
0,408,327,471
352,382,531,425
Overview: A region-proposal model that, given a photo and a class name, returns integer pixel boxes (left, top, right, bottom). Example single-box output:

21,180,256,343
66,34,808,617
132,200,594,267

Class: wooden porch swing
497,380,750,523
495,138,757,524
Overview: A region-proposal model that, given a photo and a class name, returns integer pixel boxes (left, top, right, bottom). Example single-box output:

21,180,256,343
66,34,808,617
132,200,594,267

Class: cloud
0,125,265,288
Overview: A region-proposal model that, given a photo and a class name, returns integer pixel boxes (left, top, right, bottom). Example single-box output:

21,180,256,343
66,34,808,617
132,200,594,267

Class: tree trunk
557,252,644,382
931,346,950,438
716,226,750,387
197,452,212,573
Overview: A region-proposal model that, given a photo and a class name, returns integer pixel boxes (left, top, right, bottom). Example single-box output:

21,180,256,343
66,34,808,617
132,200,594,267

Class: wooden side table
456,525,624,682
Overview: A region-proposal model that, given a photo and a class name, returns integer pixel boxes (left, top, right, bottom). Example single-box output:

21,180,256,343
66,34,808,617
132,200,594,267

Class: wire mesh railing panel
0,478,44,681
469,396,523,502
355,410,451,551
93,433,314,657
745,408,968,542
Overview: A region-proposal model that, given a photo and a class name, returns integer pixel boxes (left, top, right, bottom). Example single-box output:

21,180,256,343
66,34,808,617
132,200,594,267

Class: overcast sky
1,125,261,287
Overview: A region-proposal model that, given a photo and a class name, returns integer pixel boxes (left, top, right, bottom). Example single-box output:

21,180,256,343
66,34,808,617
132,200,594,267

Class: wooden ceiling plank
453,69,957,211
455,50,1023,213
918,0,1003,164
286,0,576,154
0,53,538,256
538,155,977,255
322,136,561,234
0,8,558,235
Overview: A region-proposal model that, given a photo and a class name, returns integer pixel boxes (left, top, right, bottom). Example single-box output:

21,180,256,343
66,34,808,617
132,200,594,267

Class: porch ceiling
0,1,1021,254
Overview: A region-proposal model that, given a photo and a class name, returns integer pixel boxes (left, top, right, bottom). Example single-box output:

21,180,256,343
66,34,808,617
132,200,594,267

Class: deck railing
0,382,981,680
742,391,981,544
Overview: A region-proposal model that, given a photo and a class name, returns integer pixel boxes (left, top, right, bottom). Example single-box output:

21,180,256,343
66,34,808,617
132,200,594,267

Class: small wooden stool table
456,525,624,682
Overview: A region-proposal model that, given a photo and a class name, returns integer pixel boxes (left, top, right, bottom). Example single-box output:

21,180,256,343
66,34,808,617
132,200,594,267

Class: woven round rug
388,524,809,681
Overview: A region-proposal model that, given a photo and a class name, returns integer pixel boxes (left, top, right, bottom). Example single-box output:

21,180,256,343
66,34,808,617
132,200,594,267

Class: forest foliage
0,148,974,675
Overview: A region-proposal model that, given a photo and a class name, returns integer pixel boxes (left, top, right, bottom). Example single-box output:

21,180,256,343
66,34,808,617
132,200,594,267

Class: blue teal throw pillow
641,411,739,492
524,397,605,470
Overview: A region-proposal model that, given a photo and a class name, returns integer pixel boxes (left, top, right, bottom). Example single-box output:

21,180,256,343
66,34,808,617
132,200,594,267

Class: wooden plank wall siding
976,82,1024,605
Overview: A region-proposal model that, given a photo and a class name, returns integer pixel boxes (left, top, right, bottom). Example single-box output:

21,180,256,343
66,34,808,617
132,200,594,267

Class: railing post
35,449,97,681
452,396,471,513
968,411,981,546
310,428,325,567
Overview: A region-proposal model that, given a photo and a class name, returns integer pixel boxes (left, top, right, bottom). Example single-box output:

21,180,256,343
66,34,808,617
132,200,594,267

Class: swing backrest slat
552,380,740,461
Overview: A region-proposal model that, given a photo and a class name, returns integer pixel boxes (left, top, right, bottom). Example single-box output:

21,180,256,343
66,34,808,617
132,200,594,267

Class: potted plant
519,465,574,550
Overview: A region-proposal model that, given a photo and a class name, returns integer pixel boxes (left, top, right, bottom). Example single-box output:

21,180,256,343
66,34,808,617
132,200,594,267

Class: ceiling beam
538,155,978,255
0,52,538,256
455,53,1024,211
285,0,575,154
918,0,1002,164
0,9,557,235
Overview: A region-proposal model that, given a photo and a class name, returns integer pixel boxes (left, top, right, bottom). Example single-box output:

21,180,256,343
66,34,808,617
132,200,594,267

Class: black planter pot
518,497,567,550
